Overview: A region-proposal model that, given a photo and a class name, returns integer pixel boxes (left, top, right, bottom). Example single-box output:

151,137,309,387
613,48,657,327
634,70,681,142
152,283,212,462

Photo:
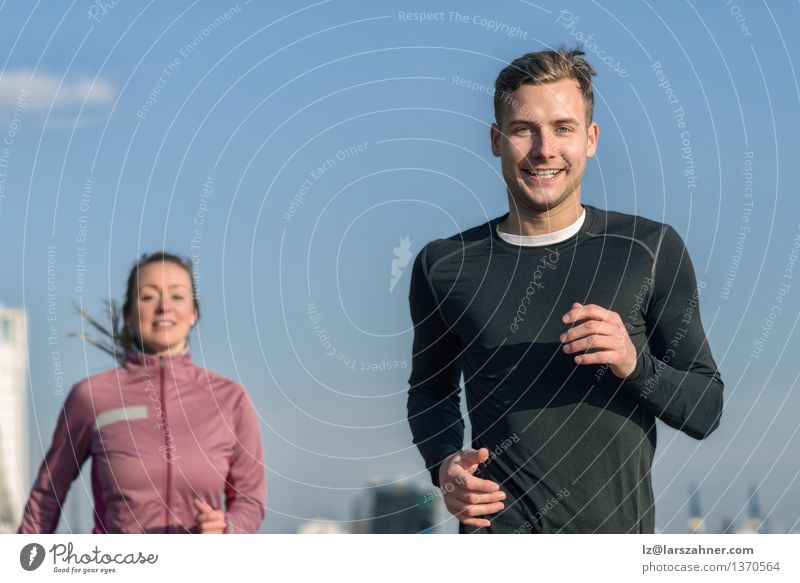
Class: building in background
687,484,706,534
0,304,28,533
351,479,440,534
738,485,767,534
720,515,736,534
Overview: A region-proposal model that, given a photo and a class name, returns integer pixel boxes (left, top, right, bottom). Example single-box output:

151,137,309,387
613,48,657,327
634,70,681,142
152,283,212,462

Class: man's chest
431,242,654,347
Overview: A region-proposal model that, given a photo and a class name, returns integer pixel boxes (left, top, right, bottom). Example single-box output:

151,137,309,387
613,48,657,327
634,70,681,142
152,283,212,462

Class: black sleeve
621,226,723,439
406,244,464,487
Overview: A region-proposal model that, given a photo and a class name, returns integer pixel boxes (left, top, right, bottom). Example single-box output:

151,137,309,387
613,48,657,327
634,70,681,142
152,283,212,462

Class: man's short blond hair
494,46,596,126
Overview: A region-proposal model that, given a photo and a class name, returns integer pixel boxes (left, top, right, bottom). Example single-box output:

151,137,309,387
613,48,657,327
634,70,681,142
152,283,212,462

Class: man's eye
173,296,184,301
516,127,532,135
556,126,572,134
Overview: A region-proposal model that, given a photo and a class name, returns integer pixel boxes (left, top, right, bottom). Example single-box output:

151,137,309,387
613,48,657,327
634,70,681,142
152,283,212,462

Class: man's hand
438,448,505,528
193,499,226,534
561,302,638,379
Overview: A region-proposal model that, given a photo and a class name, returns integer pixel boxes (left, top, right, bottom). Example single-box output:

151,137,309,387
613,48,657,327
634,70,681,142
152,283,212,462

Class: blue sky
1,0,799,533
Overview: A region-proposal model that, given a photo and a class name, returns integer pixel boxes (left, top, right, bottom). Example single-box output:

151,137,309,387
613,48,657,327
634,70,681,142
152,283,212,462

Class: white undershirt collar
497,208,586,247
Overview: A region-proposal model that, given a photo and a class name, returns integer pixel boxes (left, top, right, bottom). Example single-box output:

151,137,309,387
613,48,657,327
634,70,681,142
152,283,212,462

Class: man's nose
531,130,557,159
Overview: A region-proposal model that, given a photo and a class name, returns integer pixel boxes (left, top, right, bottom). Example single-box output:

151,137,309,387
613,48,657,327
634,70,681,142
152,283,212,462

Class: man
406,47,723,534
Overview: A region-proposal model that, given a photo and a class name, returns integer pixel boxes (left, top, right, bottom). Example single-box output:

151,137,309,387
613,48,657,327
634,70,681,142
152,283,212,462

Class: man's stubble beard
506,171,582,216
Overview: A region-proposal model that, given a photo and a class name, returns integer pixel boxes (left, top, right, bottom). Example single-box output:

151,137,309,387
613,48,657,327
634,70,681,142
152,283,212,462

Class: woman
19,252,265,533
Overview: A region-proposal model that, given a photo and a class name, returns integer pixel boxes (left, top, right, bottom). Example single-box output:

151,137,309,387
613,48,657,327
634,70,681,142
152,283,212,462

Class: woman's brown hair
72,252,199,363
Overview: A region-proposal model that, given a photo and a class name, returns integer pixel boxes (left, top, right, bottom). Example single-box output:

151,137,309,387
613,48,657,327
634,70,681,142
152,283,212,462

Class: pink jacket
19,349,265,533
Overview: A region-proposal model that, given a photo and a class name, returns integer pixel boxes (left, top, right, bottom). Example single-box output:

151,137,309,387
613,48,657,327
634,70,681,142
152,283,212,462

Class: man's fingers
457,472,501,493
573,350,618,365
562,302,585,323
451,485,507,505
458,447,490,468
193,498,212,513
447,498,505,518
561,305,629,357
563,334,621,354
563,303,618,324
560,320,617,343
461,517,492,528
439,453,505,526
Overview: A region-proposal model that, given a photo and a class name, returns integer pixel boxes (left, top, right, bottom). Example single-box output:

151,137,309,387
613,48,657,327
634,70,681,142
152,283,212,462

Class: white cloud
0,69,114,111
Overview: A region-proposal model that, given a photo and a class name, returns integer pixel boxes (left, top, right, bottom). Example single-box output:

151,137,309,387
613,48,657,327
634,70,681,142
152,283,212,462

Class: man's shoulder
417,217,499,271
587,206,678,258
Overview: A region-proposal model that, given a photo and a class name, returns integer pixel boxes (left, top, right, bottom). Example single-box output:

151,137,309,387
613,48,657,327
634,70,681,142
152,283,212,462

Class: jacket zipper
160,355,172,530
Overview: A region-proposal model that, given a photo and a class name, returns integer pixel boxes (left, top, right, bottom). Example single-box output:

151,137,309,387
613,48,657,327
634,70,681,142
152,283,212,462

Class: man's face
491,79,598,214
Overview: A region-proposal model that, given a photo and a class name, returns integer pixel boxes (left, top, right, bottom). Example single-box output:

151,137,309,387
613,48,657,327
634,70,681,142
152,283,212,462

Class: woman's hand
193,499,226,534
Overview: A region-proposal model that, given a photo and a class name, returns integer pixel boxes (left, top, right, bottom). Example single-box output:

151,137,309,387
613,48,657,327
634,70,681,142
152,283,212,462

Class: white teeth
156,322,175,327
530,168,563,177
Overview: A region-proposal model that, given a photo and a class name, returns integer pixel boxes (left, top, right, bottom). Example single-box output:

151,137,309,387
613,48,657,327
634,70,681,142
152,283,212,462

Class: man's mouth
522,167,566,179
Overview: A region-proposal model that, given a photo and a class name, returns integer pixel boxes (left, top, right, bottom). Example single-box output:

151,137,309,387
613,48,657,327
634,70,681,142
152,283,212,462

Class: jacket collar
123,344,193,369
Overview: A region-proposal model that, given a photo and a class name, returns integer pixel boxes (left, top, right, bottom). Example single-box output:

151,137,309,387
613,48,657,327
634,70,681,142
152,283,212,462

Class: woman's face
127,261,197,356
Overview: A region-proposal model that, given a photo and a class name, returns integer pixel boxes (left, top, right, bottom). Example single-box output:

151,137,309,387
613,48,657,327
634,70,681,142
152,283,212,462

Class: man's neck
501,197,584,236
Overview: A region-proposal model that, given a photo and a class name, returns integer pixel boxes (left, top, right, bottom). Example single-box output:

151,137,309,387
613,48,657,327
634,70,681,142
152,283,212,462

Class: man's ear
586,122,599,158
490,123,502,157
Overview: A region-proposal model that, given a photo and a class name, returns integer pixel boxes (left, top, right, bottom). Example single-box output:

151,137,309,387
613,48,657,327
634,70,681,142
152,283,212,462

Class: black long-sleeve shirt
407,205,723,533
